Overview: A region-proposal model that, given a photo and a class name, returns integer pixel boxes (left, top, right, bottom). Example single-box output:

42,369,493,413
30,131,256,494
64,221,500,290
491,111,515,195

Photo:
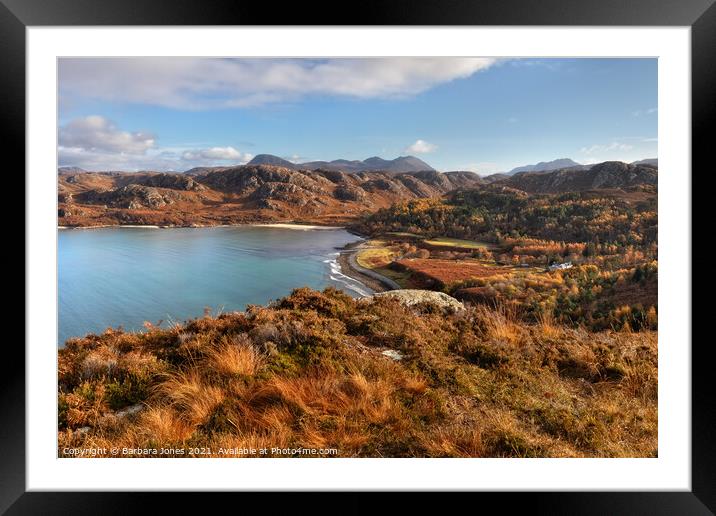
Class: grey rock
373,289,465,311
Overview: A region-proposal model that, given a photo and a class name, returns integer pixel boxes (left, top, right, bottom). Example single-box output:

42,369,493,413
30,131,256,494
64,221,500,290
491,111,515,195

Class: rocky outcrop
317,169,352,184
360,178,406,194
372,289,465,311
58,164,484,226
201,165,291,193
407,170,452,190
200,165,328,196
334,184,367,202
134,173,206,191
76,184,179,209
396,174,440,198
250,182,309,206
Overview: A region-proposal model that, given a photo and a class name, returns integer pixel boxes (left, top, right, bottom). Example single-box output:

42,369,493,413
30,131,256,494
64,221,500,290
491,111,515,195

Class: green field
384,232,424,239
356,247,396,269
423,237,491,249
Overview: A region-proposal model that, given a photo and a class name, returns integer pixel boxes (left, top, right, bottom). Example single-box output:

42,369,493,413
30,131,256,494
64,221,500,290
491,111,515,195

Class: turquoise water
58,226,370,345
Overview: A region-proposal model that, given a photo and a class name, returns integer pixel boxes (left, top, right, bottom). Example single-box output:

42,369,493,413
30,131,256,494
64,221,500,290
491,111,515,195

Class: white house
549,261,573,271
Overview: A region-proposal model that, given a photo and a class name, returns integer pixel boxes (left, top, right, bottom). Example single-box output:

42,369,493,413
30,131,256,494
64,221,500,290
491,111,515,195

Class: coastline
59,224,162,230
336,242,401,293
58,219,390,298
57,221,346,230
251,223,344,230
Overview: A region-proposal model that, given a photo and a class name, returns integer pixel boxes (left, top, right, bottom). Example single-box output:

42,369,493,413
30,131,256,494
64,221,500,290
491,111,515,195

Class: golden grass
135,406,195,443
424,237,490,249
58,287,657,458
157,369,225,425
356,247,396,269
207,335,265,377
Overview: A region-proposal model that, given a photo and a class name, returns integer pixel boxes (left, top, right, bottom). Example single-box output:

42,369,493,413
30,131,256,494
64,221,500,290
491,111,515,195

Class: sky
58,58,657,175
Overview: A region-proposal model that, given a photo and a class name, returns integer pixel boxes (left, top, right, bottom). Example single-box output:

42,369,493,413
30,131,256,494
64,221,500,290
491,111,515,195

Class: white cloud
58,147,180,172
58,117,253,171
405,139,438,154
181,146,252,162
284,154,308,163
59,58,498,110
59,147,255,172
580,141,634,155
58,145,253,172
59,115,155,154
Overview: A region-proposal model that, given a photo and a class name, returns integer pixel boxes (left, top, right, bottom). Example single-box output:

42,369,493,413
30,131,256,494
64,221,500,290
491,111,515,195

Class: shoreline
250,223,344,230
58,221,347,231
336,242,401,293
58,219,389,299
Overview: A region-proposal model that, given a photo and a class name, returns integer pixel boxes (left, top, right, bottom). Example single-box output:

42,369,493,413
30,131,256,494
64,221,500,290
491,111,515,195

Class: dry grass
394,258,507,287
356,247,396,269
423,237,490,250
207,335,265,377
157,369,226,425
58,287,657,458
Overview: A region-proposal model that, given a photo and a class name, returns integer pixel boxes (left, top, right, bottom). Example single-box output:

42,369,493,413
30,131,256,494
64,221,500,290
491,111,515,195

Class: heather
59,287,657,458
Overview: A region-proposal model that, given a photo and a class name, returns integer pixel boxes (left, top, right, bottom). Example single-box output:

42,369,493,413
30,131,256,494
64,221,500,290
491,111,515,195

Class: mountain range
496,161,657,194
57,158,657,227
58,165,480,227
246,154,436,173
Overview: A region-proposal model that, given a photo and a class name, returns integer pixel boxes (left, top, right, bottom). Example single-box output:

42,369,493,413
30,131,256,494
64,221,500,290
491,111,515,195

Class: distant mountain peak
631,158,658,167
247,154,298,169
508,158,582,176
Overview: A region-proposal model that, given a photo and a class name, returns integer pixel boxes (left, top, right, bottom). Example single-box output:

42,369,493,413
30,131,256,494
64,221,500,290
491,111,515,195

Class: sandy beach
58,224,161,230
335,242,401,293
250,223,345,230
58,222,343,230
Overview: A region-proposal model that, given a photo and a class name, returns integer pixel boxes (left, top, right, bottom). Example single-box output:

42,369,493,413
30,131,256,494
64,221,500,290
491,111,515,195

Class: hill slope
496,161,657,193
58,287,657,458
58,165,481,227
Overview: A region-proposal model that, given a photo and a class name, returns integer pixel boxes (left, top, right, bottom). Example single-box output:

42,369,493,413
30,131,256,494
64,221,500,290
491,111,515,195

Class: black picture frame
4,0,712,513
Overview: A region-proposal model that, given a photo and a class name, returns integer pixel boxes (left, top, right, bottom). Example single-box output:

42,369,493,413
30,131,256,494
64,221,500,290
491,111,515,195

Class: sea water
58,226,371,345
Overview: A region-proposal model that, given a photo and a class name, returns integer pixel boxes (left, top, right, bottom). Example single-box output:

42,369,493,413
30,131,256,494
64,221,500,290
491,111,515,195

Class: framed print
5,0,713,512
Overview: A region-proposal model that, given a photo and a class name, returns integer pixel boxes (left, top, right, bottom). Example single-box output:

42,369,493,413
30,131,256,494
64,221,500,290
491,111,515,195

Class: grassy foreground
58,287,657,458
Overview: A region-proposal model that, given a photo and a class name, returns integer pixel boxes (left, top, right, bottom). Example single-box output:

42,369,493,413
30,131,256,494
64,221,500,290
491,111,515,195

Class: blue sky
58,58,657,174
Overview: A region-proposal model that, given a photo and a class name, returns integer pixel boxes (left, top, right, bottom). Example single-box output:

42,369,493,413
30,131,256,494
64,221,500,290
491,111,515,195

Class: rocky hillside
494,161,657,193
58,164,482,227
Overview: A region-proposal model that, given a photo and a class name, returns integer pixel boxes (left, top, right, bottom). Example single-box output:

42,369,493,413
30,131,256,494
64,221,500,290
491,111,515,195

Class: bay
58,226,370,345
